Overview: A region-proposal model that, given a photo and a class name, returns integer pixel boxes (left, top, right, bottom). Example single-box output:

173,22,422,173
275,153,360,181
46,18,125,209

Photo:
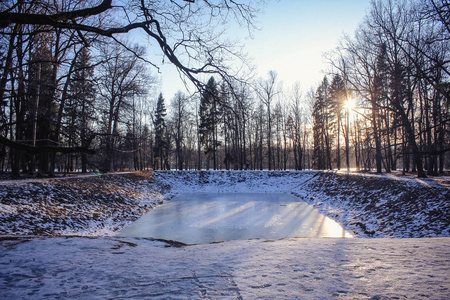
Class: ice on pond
118,193,353,244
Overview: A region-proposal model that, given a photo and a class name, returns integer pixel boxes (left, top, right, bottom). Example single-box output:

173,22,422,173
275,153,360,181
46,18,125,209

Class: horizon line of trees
0,0,448,178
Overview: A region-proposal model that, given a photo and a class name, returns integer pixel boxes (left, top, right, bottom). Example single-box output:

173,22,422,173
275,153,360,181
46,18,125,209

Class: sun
343,98,357,111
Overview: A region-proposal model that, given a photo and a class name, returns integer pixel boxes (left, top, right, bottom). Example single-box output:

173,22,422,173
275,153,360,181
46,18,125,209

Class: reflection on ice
118,193,353,244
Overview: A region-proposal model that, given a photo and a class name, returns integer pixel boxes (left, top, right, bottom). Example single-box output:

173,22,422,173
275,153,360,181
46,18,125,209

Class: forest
0,0,448,178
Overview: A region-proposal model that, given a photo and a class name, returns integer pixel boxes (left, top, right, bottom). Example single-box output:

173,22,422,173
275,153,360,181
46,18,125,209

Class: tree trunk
371,94,383,173
337,114,341,170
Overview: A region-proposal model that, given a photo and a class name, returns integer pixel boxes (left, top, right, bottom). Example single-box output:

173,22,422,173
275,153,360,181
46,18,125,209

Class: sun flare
344,98,357,111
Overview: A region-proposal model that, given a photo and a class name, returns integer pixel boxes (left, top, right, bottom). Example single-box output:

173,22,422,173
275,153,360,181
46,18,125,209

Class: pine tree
153,93,167,170
199,77,221,169
329,74,346,170
313,83,326,170
28,32,56,176
67,47,96,173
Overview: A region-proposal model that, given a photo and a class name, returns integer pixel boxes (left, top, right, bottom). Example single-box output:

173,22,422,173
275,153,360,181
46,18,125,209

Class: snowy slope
0,172,166,236
154,170,318,195
297,172,450,238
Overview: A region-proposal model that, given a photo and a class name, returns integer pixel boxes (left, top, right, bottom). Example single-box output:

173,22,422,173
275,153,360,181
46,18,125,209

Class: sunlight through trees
0,0,448,177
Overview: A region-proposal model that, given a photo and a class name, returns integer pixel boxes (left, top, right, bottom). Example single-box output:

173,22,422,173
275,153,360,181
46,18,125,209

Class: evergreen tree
329,74,346,170
313,84,326,170
153,93,167,170
28,32,56,176
66,47,96,173
199,77,221,169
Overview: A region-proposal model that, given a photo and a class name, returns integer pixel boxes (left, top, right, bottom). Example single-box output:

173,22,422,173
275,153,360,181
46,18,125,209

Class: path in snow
0,237,448,299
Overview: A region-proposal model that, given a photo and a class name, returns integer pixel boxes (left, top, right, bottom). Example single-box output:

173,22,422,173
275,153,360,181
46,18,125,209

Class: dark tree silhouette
199,77,221,170
153,93,167,170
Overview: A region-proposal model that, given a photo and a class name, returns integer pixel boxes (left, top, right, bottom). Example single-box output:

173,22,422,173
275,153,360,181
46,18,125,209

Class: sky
154,0,372,99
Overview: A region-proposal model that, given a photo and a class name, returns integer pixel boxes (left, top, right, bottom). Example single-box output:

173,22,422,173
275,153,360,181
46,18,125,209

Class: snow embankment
155,170,450,238
154,170,318,195
299,172,450,238
0,172,166,236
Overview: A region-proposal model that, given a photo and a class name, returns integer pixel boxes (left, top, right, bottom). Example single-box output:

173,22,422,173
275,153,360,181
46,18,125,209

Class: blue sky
155,0,371,99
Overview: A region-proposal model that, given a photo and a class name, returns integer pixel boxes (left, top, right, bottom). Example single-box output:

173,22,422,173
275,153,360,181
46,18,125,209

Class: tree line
0,0,258,177
0,0,448,178
326,0,449,177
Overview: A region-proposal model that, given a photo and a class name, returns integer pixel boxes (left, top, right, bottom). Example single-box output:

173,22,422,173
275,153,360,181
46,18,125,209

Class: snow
0,236,449,299
154,170,318,196
0,170,449,298
0,172,166,236
1,170,448,238
154,170,450,238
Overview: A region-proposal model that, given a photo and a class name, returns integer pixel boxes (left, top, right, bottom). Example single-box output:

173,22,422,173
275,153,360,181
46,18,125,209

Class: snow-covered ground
154,170,319,195
0,170,449,298
0,171,166,236
0,236,449,299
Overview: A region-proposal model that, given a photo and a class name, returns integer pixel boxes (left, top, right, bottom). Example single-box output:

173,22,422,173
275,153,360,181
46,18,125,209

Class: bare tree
0,0,261,175
327,0,450,177
170,91,190,170
0,0,259,90
97,42,148,171
288,82,310,170
254,71,280,170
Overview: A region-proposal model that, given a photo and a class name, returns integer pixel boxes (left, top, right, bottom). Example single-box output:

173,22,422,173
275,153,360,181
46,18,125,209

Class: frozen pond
118,193,353,244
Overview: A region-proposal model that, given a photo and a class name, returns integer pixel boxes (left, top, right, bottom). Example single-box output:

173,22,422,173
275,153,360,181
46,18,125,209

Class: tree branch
0,135,95,155
0,0,113,28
